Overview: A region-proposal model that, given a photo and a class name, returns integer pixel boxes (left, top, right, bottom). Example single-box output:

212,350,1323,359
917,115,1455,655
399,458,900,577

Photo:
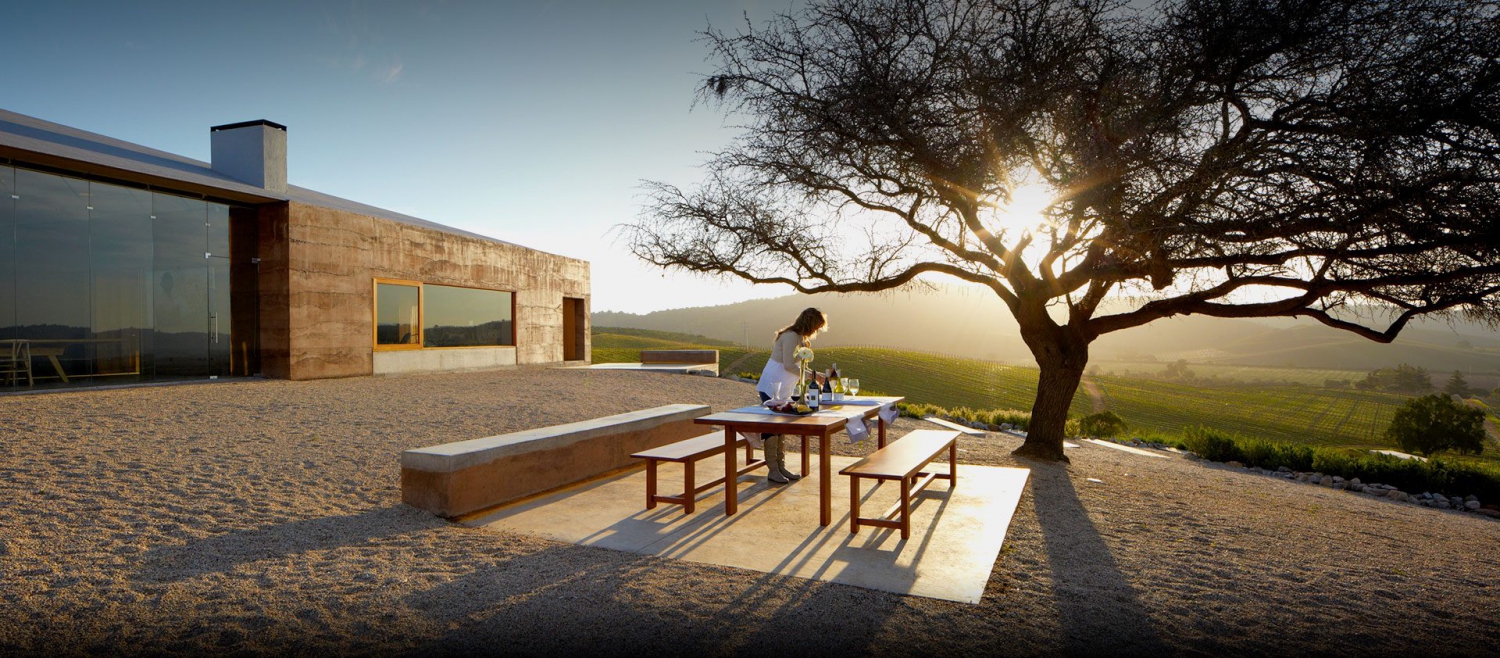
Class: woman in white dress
755,308,827,483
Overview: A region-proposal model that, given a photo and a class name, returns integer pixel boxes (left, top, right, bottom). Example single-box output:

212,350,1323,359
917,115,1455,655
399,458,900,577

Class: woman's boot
765,437,789,484
776,438,802,480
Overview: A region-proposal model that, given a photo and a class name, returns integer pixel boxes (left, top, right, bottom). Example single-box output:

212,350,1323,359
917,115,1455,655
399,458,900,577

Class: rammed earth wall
256,201,591,380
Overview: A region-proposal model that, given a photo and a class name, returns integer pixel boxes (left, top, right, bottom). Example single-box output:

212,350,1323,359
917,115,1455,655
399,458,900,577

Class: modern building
0,109,590,390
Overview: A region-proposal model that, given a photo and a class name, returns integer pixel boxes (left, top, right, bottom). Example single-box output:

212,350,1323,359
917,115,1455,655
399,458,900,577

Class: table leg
724,427,737,516
800,435,810,477
47,355,68,384
950,441,958,487
820,431,832,526
646,460,658,509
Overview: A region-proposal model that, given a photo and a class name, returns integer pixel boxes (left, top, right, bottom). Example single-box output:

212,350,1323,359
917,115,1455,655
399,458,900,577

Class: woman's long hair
777,307,827,340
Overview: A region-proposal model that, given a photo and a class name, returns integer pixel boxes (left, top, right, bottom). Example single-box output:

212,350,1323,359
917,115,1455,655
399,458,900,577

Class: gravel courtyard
2,368,1497,655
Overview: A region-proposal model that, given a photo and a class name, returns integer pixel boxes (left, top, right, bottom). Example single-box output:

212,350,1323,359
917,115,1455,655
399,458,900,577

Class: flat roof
0,108,521,249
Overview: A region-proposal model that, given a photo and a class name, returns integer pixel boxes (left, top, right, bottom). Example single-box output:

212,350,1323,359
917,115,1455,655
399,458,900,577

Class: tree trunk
1012,321,1090,462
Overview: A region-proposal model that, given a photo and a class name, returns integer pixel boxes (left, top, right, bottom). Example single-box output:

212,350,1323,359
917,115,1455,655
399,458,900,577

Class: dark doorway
562,297,586,361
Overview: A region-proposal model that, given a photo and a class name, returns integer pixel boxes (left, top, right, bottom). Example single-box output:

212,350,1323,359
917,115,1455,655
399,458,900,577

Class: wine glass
847,378,860,396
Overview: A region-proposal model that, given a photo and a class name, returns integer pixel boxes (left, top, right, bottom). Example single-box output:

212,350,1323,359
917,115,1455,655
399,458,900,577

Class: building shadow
1023,459,1169,656
133,504,441,584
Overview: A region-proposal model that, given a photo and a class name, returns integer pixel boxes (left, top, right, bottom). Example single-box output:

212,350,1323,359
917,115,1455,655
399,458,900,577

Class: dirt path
720,350,761,377
1082,375,1107,413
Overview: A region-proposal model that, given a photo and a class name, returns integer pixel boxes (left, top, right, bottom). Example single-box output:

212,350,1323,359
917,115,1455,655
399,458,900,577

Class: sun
989,182,1056,236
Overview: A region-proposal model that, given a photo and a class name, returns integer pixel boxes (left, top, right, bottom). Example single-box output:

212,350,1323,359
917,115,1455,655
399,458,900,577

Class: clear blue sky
2,0,794,314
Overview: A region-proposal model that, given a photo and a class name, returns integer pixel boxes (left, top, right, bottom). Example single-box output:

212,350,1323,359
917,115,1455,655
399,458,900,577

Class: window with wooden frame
373,279,516,350
374,280,421,349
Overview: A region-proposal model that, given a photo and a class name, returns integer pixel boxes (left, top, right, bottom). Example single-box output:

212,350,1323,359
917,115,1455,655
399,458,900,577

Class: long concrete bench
401,404,711,518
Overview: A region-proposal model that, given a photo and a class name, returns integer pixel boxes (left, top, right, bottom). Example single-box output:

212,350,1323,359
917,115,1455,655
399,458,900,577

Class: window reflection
376,283,420,346
0,165,240,388
424,285,513,347
0,167,14,340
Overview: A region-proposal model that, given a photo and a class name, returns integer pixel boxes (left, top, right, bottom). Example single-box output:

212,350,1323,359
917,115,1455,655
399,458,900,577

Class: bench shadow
133,505,440,584
406,475,965,654
1023,459,1169,655
398,539,911,656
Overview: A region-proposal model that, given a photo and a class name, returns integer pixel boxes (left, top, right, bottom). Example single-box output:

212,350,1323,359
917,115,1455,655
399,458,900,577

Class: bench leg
849,475,860,534
950,441,958,488
820,432,832,526
900,476,911,541
684,459,696,515
745,442,753,466
646,460,658,509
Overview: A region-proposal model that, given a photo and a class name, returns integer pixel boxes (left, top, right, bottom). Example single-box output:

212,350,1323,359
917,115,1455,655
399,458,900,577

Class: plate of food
765,399,813,415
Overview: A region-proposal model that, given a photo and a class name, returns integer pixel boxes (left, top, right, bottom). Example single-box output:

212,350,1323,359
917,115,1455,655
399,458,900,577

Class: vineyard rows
1093,376,1407,447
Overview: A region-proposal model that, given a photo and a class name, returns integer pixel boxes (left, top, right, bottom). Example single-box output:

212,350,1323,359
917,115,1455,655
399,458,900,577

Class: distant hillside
595,286,1500,376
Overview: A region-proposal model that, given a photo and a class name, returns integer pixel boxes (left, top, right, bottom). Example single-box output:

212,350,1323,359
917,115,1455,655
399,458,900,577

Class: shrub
1182,426,1244,462
1385,394,1486,457
984,409,1031,430
1171,429,1500,501
1079,411,1127,438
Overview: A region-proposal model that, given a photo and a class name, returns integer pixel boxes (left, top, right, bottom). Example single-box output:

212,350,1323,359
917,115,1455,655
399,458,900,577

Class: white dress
756,332,804,400
756,356,801,400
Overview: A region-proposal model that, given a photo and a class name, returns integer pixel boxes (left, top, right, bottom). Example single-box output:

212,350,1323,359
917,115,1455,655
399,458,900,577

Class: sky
1,0,799,314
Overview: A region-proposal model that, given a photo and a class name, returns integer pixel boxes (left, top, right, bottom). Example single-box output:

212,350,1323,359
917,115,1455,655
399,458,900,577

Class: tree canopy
628,0,1500,460
1385,394,1487,457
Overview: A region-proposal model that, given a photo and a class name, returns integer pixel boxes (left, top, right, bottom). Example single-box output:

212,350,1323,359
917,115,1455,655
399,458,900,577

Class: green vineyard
1092,376,1407,448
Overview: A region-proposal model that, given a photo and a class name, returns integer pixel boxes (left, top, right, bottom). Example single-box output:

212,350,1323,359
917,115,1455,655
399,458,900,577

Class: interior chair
0,340,34,388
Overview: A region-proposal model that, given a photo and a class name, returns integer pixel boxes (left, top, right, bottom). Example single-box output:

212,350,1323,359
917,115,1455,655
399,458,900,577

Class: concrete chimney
210,120,287,193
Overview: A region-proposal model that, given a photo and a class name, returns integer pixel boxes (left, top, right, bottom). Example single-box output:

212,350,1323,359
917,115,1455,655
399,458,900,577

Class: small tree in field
1385,394,1486,457
628,0,1500,461
1444,370,1472,397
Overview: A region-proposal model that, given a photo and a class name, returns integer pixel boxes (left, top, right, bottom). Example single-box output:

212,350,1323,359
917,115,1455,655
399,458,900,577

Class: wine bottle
806,381,820,411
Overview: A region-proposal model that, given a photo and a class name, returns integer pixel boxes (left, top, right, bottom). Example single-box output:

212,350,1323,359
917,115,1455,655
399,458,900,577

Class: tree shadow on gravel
399,541,905,656
1023,459,1169,656
133,505,442,584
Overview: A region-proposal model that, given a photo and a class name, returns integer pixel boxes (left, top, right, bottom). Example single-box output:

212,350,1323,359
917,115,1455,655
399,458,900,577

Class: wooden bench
632,433,764,514
840,429,960,540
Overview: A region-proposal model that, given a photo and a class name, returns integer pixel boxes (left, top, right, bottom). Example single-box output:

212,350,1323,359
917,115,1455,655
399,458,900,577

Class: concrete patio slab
1083,438,1170,458
466,455,1029,603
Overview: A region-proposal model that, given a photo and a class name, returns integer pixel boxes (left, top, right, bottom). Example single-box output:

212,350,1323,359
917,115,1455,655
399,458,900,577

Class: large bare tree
626,0,1500,460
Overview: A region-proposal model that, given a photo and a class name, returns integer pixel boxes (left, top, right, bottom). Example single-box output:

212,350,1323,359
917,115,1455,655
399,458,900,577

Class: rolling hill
596,285,1500,382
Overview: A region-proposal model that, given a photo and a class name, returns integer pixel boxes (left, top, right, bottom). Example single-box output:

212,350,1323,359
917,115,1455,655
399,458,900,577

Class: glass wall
0,164,244,389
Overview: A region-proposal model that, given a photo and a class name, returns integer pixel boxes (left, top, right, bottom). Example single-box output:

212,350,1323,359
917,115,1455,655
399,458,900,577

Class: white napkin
879,402,900,426
739,431,763,450
846,417,870,444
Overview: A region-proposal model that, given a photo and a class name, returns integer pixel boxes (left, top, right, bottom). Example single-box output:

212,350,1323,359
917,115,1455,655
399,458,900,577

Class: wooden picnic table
694,396,903,526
